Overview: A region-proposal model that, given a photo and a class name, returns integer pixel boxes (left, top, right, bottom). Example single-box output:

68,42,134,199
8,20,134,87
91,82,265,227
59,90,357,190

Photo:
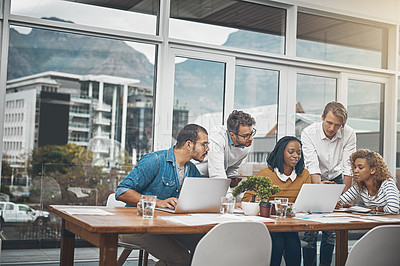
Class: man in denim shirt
116,124,209,266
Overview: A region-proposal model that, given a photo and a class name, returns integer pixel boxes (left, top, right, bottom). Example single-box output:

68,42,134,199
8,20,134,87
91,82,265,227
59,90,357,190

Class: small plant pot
241,201,260,216
259,201,271,218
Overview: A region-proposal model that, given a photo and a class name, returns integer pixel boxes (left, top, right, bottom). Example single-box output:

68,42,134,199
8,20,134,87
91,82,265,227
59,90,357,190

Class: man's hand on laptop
320,180,335,184
157,197,178,209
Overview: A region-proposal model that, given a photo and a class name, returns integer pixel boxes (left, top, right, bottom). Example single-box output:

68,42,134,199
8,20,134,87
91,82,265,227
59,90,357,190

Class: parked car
0,202,49,223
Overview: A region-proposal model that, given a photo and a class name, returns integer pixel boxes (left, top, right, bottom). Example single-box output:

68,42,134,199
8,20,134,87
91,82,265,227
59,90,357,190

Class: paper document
159,214,275,226
64,208,115,215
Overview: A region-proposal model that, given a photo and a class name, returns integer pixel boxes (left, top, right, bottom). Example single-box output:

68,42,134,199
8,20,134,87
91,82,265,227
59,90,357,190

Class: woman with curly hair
242,136,311,266
338,149,400,213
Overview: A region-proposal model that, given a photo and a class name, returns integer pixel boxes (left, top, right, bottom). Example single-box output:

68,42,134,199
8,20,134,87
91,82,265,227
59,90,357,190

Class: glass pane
396,80,400,177
11,0,159,35
297,12,386,68
295,74,337,137
170,0,285,54
347,80,384,154
234,66,279,175
2,26,155,241
172,57,225,139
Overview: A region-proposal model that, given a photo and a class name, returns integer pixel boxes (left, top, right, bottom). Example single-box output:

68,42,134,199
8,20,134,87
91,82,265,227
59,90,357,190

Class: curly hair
350,149,392,192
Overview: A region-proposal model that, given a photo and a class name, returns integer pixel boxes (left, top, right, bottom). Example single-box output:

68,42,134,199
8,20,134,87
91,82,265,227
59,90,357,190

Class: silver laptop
294,184,345,213
156,177,230,214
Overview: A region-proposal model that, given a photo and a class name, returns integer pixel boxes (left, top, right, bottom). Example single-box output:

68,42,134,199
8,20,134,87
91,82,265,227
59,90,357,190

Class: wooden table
49,205,400,266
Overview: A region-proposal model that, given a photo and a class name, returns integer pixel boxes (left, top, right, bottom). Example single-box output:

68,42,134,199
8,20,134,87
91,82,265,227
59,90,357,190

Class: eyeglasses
235,128,257,140
194,141,210,148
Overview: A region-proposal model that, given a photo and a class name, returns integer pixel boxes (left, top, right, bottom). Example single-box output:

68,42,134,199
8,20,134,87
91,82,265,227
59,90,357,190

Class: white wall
274,0,400,23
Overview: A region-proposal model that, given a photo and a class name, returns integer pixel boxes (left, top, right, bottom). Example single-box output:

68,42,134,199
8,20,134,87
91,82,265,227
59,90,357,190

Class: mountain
8,18,154,87
174,31,283,113
7,19,384,120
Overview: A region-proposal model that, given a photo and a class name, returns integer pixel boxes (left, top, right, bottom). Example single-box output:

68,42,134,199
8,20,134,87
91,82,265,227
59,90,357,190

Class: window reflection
170,0,286,54
234,66,279,174
295,74,337,137
297,12,386,68
2,26,155,241
347,80,384,154
11,0,159,35
172,57,225,139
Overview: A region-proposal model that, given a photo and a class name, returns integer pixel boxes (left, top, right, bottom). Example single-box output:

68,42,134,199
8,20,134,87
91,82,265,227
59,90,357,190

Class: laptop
294,184,345,213
156,177,230,214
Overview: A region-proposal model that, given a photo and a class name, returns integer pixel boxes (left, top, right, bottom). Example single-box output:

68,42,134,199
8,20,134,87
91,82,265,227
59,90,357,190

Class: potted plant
232,175,281,217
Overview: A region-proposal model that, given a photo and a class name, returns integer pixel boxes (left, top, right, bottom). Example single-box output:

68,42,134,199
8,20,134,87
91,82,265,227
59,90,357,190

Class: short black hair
176,124,208,148
226,110,256,133
267,136,305,175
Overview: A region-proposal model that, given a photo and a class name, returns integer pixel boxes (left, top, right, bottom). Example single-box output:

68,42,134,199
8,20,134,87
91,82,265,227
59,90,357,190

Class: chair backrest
191,221,272,266
106,193,126,207
345,225,400,266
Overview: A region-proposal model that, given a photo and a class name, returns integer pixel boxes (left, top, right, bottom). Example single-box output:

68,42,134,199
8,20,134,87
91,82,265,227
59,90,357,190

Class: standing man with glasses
116,124,209,266
301,101,356,266
196,110,256,188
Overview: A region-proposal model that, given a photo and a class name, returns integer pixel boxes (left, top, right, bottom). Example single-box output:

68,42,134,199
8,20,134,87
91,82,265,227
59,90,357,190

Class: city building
0,0,400,261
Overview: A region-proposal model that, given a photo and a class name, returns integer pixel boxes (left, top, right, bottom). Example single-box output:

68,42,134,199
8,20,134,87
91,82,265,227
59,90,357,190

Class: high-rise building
3,71,181,168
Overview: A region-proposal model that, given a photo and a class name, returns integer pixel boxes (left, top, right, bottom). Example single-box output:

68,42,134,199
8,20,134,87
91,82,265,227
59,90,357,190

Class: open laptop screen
294,184,345,213
157,177,230,214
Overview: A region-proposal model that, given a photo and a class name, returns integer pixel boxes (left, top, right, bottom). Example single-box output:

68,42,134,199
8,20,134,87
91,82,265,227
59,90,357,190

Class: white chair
345,225,400,266
191,221,272,266
106,193,149,266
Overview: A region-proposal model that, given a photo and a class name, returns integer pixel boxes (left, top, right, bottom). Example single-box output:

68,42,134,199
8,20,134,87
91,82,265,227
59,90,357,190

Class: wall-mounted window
3,25,156,243
347,79,384,154
234,65,279,164
170,0,286,54
11,0,159,35
295,73,337,137
297,12,387,69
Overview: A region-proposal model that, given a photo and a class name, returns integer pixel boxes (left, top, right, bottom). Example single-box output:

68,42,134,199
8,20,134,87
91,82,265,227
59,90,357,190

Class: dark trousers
302,174,343,266
270,232,301,266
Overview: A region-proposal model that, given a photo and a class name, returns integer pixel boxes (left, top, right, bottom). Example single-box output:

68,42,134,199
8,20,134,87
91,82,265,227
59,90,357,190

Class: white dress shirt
301,122,356,181
196,126,251,178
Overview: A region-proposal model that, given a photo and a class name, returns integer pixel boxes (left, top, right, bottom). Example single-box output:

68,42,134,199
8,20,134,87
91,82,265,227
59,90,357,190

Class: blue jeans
270,232,301,266
302,175,343,266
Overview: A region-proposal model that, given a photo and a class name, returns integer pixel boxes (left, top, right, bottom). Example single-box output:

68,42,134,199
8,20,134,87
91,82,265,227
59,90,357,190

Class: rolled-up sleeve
301,129,321,175
341,130,356,177
208,134,228,179
115,153,159,198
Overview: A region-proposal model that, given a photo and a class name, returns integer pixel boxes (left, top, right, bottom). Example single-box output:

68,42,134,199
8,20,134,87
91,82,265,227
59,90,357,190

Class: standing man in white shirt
301,101,356,266
196,110,256,187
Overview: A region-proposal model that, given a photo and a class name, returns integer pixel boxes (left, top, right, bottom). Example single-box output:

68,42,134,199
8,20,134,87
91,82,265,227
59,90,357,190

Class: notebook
156,177,230,214
294,184,345,213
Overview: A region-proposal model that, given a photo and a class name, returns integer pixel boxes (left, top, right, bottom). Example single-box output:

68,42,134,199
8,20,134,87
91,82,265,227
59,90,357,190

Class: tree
2,160,12,177
29,144,103,205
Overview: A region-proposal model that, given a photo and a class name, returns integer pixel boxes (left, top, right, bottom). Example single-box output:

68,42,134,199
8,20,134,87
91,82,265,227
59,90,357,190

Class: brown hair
226,110,256,134
350,149,392,192
323,101,348,125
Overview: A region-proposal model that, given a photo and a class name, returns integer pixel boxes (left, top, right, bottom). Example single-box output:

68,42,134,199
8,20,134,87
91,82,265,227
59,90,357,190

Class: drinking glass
286,202,296,218
274,197,288,218
220,196,236,214
141,195,157,219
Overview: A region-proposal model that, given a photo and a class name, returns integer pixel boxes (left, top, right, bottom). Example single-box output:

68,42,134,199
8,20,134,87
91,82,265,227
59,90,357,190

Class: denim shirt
116,146,201,205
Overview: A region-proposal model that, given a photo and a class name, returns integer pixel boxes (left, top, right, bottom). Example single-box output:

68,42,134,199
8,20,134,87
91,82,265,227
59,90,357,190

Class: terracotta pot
259,202,271,218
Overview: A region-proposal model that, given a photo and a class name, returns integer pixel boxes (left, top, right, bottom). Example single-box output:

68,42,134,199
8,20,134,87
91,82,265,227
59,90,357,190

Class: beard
191,146,207,162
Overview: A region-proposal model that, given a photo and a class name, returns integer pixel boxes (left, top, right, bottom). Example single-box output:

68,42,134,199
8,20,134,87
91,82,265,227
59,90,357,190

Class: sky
10,0,237,65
